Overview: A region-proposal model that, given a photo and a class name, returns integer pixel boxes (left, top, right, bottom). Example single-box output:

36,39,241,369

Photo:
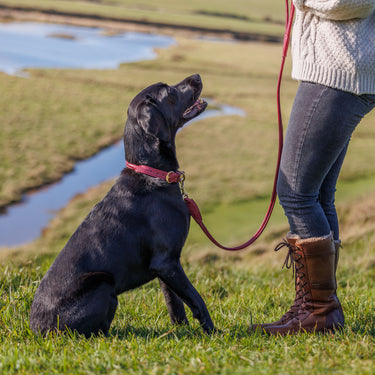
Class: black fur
29,74,213,337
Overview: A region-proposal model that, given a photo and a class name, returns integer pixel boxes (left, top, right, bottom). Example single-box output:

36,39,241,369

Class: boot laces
274,239,310,317
294,254,312,313
274,239,295,270
274,240,305,280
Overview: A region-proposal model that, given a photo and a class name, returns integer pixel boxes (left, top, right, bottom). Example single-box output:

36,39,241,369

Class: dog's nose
191,74,201,83
185,74,201,84
174,74,202,90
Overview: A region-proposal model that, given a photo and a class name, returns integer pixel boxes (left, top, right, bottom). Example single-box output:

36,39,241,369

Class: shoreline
0,5,282,43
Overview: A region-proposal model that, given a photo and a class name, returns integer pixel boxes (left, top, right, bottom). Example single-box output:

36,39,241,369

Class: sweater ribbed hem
292,61,375,95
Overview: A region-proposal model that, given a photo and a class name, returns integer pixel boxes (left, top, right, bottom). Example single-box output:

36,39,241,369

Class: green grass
1,239,374,374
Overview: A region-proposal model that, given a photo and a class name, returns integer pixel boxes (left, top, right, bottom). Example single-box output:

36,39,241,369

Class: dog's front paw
172,316,189,326
202,320,216,335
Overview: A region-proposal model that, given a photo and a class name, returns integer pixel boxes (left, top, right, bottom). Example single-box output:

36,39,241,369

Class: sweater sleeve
293,0,375,20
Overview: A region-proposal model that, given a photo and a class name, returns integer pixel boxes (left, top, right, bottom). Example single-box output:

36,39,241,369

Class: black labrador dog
29,74,214,337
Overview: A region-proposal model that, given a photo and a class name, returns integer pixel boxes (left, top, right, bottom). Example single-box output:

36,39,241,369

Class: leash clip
178,172,188,198
166,171,187,197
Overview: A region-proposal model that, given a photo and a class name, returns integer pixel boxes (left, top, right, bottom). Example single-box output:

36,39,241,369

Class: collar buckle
166,171,175,183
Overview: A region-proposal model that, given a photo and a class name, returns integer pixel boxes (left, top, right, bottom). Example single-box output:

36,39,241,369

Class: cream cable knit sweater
291,0,375,94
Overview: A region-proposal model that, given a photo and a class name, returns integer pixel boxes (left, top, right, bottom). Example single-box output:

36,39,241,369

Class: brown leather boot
251,233,303,330
264,233,345,335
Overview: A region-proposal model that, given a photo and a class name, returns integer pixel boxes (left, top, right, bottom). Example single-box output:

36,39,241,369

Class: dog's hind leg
57,282,118,338
73,290,117,337
158,278,188,325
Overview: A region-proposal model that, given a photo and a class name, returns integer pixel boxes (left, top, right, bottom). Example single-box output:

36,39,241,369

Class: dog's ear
136,96,170,141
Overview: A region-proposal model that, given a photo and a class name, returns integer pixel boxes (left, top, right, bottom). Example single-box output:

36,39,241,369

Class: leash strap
182,1,295,251
125,2,295,251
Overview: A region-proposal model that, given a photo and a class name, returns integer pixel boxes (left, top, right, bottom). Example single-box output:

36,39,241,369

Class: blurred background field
0,0,286,39
0,1,374,374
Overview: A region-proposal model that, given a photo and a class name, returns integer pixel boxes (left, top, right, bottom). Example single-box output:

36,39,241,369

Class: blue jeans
277,82,375,240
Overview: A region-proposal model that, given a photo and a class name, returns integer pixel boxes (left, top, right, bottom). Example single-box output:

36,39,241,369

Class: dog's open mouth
182,98,207,121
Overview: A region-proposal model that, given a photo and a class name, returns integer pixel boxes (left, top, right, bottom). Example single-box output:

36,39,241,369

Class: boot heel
325,306,345,331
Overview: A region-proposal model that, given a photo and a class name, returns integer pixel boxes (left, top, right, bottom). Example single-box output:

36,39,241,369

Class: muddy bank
0,5,282,43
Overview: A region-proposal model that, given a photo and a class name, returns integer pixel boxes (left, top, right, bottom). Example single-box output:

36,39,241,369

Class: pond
0,22,245,248
0,22,174,75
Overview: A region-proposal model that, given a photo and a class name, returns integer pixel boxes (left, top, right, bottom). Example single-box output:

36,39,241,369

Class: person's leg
255,83,375,333
318,142,349,241
277,82,375,239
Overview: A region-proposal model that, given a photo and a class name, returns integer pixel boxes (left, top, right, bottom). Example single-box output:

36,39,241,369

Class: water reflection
0,22,174,75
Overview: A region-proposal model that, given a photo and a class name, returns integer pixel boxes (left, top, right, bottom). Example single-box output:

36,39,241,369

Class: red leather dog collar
126,161,184,183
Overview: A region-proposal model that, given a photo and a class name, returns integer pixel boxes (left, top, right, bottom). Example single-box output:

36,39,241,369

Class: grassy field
0,259,374,374
0,2,375,374
1,194,374,373
2,37,375,209
0,0,285,39
0,37,296,208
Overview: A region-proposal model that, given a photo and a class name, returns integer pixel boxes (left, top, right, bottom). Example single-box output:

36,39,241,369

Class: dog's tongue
183,98,207,119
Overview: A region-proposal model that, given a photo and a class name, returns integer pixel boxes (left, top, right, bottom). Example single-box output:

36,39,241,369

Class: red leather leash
126,1,295,251
185,1,295,250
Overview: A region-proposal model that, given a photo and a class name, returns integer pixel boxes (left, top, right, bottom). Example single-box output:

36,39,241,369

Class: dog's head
124,74,207,167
